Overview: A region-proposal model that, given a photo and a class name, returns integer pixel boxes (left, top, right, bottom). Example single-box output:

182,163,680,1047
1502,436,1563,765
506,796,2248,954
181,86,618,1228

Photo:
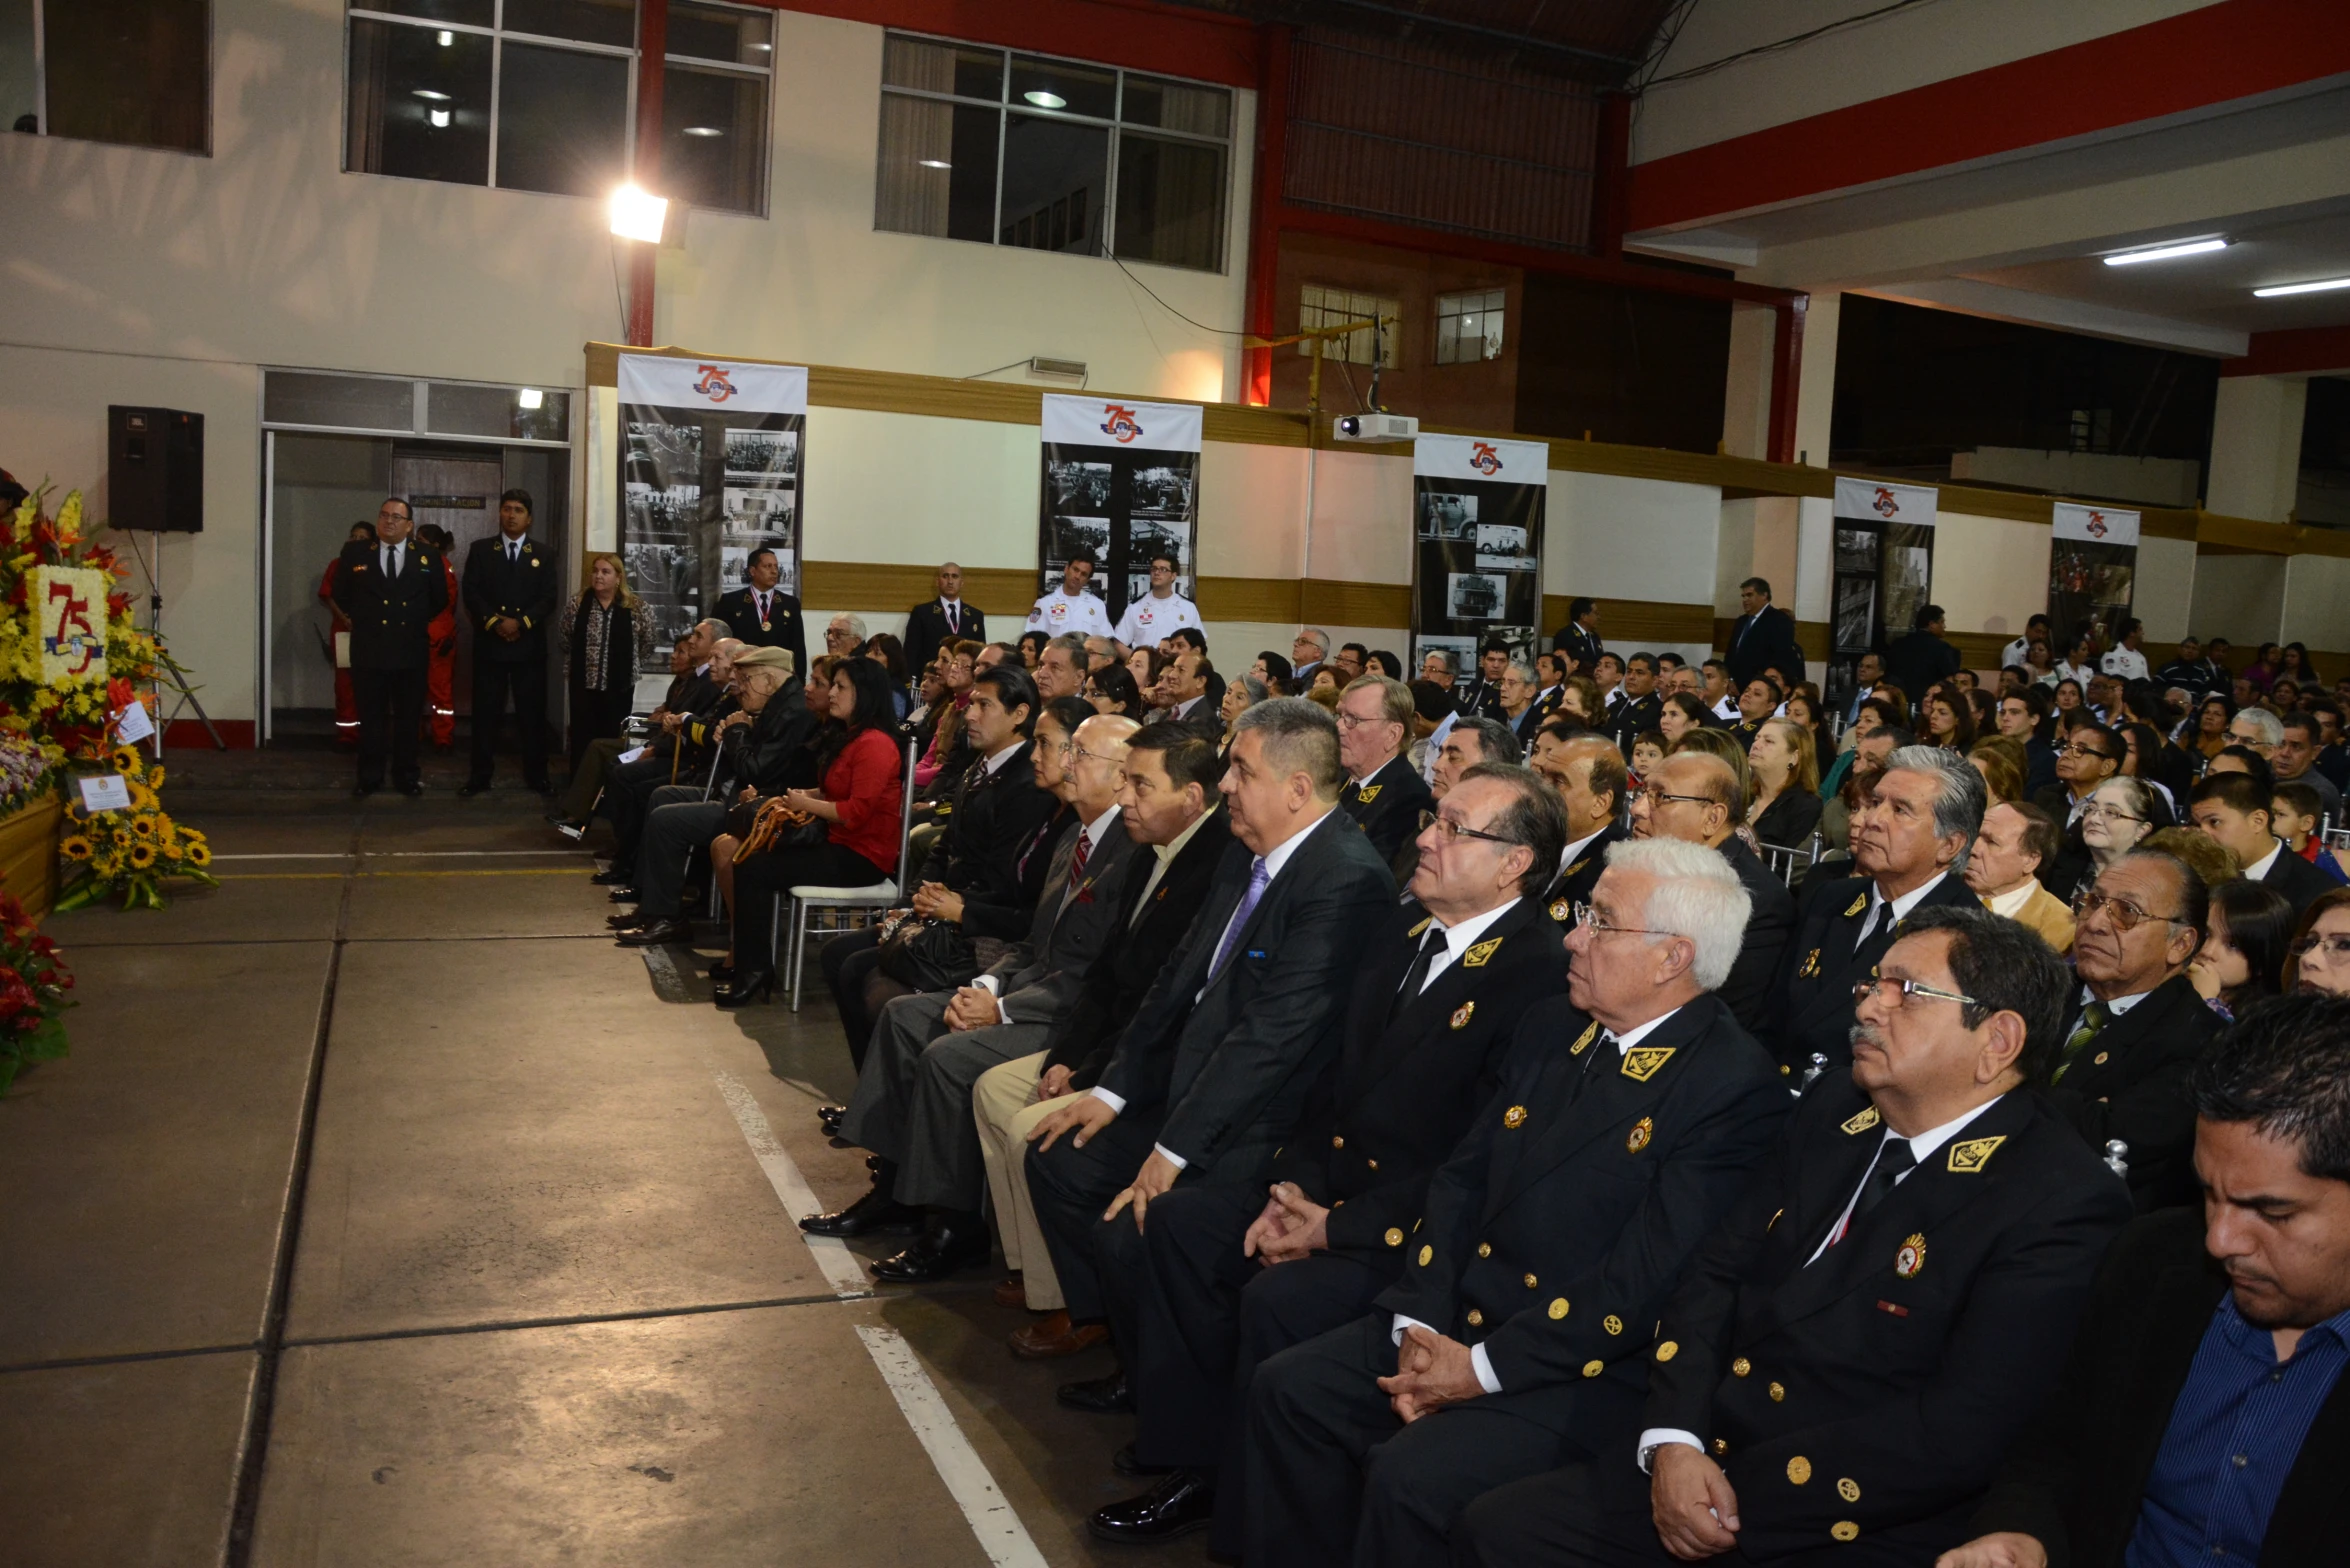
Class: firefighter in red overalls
320,520,375,745
416,523,461,749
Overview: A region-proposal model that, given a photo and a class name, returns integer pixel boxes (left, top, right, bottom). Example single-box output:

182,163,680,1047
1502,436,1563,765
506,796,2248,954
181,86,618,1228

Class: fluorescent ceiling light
608,183,669,244
518,388,545,410
2253,276,2350,298
1022,90,1066,108
917,158,951,169
2102,237,2228,266
428,109,451,128
681,126,723,137
411,89,451,101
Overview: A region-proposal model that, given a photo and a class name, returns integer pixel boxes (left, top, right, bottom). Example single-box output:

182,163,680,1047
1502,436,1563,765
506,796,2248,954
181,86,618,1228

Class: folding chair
778,737,920,1012
1757,828,1826,889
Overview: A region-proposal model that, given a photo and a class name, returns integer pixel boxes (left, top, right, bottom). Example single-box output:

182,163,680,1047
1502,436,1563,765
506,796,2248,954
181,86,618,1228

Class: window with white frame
1435,289,1506,364
2,0,211,154
1299,286,1400,368
874,32,1232,273
342,1,772,214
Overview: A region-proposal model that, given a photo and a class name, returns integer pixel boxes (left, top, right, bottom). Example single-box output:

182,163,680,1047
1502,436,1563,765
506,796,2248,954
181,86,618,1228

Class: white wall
2189,553,2289,647
2134,535,2199,644
2207,376,2309,523
1932,512,2051,644
2281,555,2350,653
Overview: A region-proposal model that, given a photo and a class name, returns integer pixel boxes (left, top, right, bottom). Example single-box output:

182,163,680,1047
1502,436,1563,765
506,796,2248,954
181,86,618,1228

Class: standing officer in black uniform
1242,837,1789,1568
459,488,557,796
714,546,807,677
1334,674,1434,886
1087,764,1568,1546
1607,653,1663,764
1552,597,1603,677
1777,745,1985,1080
333,496,448,798
1455,905,2134,1568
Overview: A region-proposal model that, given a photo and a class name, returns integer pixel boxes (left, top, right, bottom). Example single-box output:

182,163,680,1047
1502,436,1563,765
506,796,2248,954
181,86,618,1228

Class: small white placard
618,745,649,765
78,774,131,813
113,701,154,744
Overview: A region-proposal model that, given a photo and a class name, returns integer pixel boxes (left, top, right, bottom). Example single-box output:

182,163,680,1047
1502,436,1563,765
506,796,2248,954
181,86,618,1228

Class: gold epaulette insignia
1620,1045,1675,1081
1462,937,1502,967
1840,1106,1881,1135
1570,1021,1598,1055
1357,784,1382,803
1946,1135,2006,1173
1408,916,1433,939
1844,893,1870,918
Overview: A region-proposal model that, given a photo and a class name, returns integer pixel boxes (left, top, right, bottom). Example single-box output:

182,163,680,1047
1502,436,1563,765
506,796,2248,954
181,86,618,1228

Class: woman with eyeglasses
2188,880,2295,1021
1084,663,1142,718
2289,887,2350,997
2048,776,2162,903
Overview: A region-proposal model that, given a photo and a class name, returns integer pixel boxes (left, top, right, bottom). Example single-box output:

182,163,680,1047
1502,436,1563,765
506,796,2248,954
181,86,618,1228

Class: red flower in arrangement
0,968,37,1021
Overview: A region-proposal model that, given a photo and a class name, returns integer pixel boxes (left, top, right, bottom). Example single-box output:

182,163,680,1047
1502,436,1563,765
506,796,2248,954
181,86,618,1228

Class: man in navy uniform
903,560,983,677
333,496,449,798
714,546,806,677
1335,674,1434,887
1456,904,2134,1567
459,488,557,796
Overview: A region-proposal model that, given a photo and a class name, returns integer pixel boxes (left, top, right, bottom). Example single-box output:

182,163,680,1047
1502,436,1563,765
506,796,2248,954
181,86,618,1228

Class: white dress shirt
1984,878,2042,918
1639,1093,2008,1468
2243,840,2283,883
1556,826,1609,883
379,540,407,576
1396,1006,1685,1396
1401,898,1522,997
974,804,1121,1020
938,596,968,636
1855,871,1949,948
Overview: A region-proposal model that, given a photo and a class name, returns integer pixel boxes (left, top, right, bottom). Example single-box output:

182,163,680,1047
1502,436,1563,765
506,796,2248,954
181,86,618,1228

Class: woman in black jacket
559,552,657,766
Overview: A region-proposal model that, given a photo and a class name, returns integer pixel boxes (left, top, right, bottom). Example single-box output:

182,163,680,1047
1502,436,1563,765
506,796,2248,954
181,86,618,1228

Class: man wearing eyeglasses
1455,905,2131,1568
1777,747,1987,1079
1629,751,1795,1040
1334,675,1433,888
2030,721,2121,830
2052,849,2221,1211
1243,836,1788,1568
1291,628,1330,687
1090,764,1569,1547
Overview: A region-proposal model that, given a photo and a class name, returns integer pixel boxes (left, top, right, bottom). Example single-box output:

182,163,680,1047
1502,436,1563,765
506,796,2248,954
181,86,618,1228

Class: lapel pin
1450,1001,1475,1031
1894,1233,1926,1278
1625,1116,1653,1153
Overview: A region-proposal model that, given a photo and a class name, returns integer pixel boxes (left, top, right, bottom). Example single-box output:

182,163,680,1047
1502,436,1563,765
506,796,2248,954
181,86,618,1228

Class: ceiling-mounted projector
1333,412,1418,442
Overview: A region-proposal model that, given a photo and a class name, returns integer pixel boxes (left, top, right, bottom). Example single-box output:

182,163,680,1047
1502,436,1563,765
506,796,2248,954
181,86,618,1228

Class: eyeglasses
2058,743,2115,761
1069,743,1120,767
1634,787,1716,811
2077,803,2145,824
1334,709,1390,730
2070,887,2186,933
2290,933,2350,961
1569,902,1675,939
1418,809,1518,849
1851,975,1980,1010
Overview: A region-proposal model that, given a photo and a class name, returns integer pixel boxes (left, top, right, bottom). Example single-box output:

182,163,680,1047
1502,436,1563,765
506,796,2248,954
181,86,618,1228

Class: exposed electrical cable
961,358,1035,381
1640,0,1943,90
1106,250,1252,337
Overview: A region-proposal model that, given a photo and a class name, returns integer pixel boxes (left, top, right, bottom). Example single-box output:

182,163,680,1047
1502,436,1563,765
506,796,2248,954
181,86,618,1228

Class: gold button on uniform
1582,1360,1604,1378
1523,1273,1538,1288
1787,1457,1812,1485
1384,1228,1403,1248
1837,1478,1860,1502
1831,1522,1859,1542
1731,1358,1751,1377
1366,1159,1378,1171
1603,1315,1623,1335
1655,1341,1678,1362
1418,1245,1433,1266
1768,1382,1785,1402
1477,1242,1492,1258
1547,1298,1569,1320
1712,1438,1729,1455
1466,1309,1484,1328
1503,1105,1528,1128
1332,1135,1345,1149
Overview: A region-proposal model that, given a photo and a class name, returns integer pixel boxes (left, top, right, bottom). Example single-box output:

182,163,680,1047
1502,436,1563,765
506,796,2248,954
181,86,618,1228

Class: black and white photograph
1473,522,1531,571
1044,515,1113,599
722,485,794,533
624,483,700,537
723,427,798,481
1132,464,1193,521
627,421,702,476
1047,460,1113,514
1834,526,1879,576
1447,571,1509,621
1419,491,1477,539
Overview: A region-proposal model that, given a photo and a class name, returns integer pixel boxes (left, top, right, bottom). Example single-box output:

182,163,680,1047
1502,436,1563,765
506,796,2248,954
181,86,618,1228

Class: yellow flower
163,842,184,861
149,765,166,790
112,746,140,774
60,835,93,862
129,841,157,869
130,815,156,839
186,842,211,867
129,783,156,810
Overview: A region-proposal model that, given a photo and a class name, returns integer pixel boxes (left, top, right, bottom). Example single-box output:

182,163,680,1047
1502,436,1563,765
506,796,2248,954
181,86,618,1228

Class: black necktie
1391,925,1444,1018
946,601,958,633
1849,1140,1916,1228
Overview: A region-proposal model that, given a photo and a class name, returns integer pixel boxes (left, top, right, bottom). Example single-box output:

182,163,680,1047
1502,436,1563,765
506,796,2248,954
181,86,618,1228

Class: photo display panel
1827,476,1939,714
2048,502,2141,653
1412,434,1548,677
1038,395,1202,628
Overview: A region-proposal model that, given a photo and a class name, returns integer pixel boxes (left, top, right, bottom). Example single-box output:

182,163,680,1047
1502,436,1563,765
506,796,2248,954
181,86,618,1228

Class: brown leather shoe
1009,1310,1110,1360
992,1274,1027,1310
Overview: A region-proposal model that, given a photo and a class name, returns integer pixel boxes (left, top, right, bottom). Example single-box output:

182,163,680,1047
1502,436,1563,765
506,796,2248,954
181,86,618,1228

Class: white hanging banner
2051,502,2141,546
617,354,807,417
1832,476,1939,529
1412,434,1551,488
1040,395,1203,454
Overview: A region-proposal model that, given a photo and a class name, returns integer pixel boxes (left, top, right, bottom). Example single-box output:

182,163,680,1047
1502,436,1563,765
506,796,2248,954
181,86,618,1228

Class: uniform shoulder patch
1570,1021,1598,1056
1843,892,1870,918
1407,916,1433,939
1620,1045,1675,1082
1564,858,1590,878
1462,937,1502,968
1840,1105,1882,1135
1357,783,1382,803
1946,1135,2007,1173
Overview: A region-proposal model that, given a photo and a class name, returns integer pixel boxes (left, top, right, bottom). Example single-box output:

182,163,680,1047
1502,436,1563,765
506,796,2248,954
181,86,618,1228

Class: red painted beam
1629,0,2350,235
627,0,668,348
1590,92,1631,259
2224,323,2350,378
755,0,1259,87
1242,24,1292,407
1768,295,1806,466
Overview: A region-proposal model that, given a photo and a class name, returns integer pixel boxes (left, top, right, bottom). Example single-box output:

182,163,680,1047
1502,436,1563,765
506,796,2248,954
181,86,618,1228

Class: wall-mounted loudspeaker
108,406,205,533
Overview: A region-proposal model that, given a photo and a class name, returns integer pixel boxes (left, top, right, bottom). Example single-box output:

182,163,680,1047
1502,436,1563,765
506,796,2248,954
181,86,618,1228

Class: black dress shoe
707,958,736,983
607,911,648,930
608,886,641,903
1057,1369,1133,1414
800,1186,922,1238
712,968,775,1008
817,1104,847,1134
1089,1471,1216,1543
590,867,632,885
1114,1443,1172,1478
615,918,689,946
870,1217,991,1283
457,782,488,799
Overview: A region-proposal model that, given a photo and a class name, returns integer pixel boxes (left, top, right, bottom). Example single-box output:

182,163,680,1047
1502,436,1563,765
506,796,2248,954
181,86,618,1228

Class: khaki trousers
972,1051,1082,1311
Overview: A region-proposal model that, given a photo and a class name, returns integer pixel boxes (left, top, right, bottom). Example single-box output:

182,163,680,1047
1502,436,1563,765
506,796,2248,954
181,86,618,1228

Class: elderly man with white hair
1242,836,1792,1568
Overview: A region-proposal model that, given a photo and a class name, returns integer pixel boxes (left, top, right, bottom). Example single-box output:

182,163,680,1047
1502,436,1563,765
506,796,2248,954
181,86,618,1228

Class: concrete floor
0,758,1196,1567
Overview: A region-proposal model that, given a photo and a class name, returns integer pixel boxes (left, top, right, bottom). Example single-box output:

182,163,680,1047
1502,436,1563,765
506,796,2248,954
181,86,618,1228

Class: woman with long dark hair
865,632,911,719
714,658,906,1006
559,552,658,766
1084,663,1142,716
2189,880,2295,1020
1657,691,1709,747
1921,684,1976,752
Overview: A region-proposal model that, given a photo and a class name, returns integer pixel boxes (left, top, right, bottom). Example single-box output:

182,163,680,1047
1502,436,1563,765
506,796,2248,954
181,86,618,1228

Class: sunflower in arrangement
54,745,216,912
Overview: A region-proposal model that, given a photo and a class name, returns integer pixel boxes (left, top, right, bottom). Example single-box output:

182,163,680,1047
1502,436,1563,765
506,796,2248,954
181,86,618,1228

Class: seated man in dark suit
2190,771,2337,920
1091,763,1570,1545
1334,673,1435,888
1948,993,2350,1568
1021,699,1393,1410
2053,848,2223,1212
555,618,722,835
1776,745,1986,1080
1457,905,2135,1567
1628,751,1794,1043
1243,838,1790,1568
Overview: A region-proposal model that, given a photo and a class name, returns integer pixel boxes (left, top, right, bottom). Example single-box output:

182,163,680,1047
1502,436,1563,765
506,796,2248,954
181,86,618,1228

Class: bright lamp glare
436,29,453,46
2253,276,2350,298
429,108,451,128
411,88,450,101
2102,238,2228,266
518,388,545,410
608,184,669,243
917,158,951,169
681,126,722,138
1023,90,1066,108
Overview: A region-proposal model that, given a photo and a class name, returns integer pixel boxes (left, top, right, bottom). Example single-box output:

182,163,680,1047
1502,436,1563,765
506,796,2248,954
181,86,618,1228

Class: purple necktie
1209,857,1272,981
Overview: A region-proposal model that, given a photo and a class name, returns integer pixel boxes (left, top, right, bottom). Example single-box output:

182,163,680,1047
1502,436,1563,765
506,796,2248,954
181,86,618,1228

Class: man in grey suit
845,712,1143,1283
1026,697,1397,1413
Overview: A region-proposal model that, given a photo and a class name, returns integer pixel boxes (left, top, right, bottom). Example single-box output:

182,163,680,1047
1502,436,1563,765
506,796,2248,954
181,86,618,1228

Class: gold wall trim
802,562,1037,619
1301,579,1414,627
1542,596,1715,645
1199,576,1302,623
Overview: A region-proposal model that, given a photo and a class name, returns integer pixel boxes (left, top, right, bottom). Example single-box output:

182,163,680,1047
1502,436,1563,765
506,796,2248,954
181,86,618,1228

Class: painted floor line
639,944,693,1003
712,1070,871,1301
856,1325,1051,1568
213,850,587,861
218,868,583,881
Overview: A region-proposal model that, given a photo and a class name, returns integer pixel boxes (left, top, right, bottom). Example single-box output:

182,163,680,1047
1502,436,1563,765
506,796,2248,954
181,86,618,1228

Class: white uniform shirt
1114,590,1203,648
2101,647,2149,680
1027,586,1113,639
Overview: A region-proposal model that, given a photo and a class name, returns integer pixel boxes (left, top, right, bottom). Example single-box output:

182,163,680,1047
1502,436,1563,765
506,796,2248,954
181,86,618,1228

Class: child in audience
2272,783,2349,885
